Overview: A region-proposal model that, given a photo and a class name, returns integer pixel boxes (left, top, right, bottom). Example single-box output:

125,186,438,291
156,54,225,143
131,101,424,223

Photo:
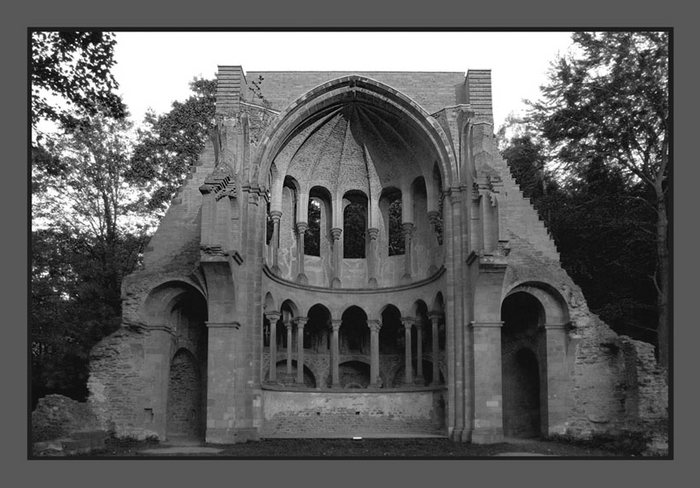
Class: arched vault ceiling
283,101,437,195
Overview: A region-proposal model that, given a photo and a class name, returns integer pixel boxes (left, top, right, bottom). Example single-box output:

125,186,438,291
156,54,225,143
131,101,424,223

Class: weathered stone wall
88,327,163,440
244,71,466,114
261,389,445,437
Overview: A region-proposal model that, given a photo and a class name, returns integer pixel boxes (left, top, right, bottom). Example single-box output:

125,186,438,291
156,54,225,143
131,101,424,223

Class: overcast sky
112,31,575,130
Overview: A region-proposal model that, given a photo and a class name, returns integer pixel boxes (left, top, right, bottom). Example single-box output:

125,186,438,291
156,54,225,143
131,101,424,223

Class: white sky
112,31,575,130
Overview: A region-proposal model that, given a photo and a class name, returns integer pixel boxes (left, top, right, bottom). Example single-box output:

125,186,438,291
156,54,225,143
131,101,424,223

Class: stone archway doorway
166,349,205,441
501,291,545,438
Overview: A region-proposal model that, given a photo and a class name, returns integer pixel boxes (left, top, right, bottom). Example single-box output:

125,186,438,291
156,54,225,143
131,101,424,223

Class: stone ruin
84,67,668,451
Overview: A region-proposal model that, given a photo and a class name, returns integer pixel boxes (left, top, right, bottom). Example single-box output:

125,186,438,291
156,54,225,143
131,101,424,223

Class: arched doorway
167,349,204,440
501,291,544,438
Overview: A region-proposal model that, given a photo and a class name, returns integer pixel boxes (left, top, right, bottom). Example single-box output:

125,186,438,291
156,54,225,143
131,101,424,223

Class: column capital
330,319,342,331
284,320,294,330
269,210,283,221
367,227,380,240
330,227,342,240
295,317,308,328
265,311,281,322
401,222,415,237
367,319,382,333
402,317,415,328
469,321,504,329
428,312,443,322
296,221,309,234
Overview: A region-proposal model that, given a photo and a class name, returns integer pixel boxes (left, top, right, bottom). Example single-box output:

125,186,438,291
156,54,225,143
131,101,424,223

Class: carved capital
296,221,308,234
428,312,443,324
265,311,281,323
401,222,414,238
367,319,382,333
330,227,343,241
295,317,308,328
270,210,283,222
367,227,380,241
402,317,415,329
330,319,343,332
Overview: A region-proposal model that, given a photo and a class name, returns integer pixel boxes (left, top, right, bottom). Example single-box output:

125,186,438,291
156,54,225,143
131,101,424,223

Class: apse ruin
88,68,668,445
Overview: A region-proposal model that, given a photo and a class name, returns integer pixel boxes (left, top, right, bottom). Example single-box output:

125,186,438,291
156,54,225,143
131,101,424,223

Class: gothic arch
258,75,457,209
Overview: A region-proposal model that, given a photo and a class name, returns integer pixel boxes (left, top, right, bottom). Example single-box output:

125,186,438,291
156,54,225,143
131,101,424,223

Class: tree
128,78,217,211
500,132,658,345
31,31,126,129
529,31,670,369
31,113,155,406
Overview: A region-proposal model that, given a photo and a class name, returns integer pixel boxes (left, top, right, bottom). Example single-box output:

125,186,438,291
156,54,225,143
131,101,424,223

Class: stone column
368,319,382,387
296,317,307,384
330,319,342,387
265,311,281,383
366,228,379,287
543,323,569,435
470,321,504,444
295,222,309,284
269,210,282,274
285,318,293,377
415,320,424,384
401,223,414,282
402,317,414,385
330,227,342,288
429,313,441,385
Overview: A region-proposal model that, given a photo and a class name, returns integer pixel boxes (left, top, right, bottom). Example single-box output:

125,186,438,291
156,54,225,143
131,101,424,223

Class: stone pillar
427,211,441,273
330,227,342,288
366,228,379,287
429,313,441,385
205,321,241,444
401,223,414,282
295,222,309,284
543,323,569,435
402,317,414,385
368,319,382,387
330,319,342,387
265,311,281,383
470,321,504,444
415,320,424,384
285,318,293,377
269,210,282,274
296,317,307,385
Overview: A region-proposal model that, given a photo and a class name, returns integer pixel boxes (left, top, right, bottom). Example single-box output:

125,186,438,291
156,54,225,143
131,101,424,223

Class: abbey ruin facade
88,67,667,445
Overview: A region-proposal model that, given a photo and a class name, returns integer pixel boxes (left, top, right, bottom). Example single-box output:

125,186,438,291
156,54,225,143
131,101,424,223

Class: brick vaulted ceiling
283,101,435,197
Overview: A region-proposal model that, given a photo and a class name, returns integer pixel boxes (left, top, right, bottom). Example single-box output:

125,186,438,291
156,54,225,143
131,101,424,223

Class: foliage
344,202,367,258
521,31,669,363
304,199,322,256
31,31,126,129
388,198,405,256
501,132,658,342
31,113,154,406
127,78,217,211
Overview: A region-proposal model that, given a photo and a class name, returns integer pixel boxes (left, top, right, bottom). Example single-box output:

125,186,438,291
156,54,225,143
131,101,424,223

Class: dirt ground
87,436,646,458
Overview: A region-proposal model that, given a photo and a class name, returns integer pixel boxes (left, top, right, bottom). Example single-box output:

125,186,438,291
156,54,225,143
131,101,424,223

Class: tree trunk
655,186,669,377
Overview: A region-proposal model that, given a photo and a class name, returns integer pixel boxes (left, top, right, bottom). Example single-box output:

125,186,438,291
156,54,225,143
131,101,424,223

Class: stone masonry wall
261,390,445,438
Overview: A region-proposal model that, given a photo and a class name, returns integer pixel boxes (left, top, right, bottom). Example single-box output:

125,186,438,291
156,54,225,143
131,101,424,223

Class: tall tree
31,31,126,130
31,113,155,405
500,132,658,345
529,31,670,369
127,78,217,211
